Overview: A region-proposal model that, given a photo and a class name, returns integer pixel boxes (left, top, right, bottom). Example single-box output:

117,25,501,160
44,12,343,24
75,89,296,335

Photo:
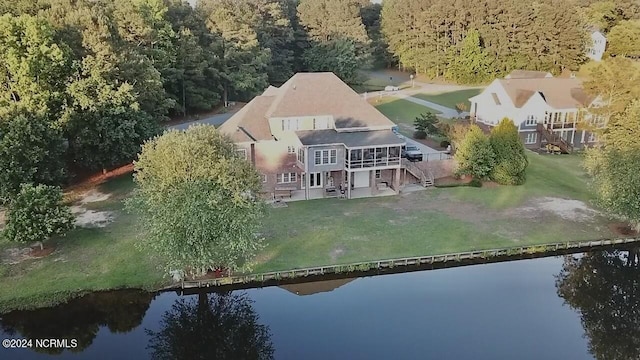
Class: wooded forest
0,0,638,202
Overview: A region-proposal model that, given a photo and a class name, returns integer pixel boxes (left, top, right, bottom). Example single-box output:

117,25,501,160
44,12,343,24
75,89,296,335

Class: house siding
307,145,346,173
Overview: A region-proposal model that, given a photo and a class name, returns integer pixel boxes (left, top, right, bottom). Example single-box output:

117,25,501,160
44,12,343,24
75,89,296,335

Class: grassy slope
253,153,609,273
0,175,164,312
372,97,442,136
412,89,482,110
0,153,612,312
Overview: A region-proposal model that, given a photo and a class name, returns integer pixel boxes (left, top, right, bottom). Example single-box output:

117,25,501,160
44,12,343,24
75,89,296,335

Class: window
261,174,267,183
375,170,381,179
281,119,300,131
277,173,297,184
588,133,597,143
314,149,337,165
525,115,537,126
237,149,247,159
297,147,305,163
313,118,329,130
491,93,501,105
287,146,296,154
525,132,537,144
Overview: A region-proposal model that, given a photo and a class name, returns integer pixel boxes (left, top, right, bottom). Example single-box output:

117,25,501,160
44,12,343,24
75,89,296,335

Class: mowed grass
413,88,482,110
0,152,615,312
372,97,442,136
0,175,164,313
253,152,612,273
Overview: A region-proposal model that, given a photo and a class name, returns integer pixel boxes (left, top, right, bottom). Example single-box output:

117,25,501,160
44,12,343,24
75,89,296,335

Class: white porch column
304,146,309,200
394,168,401,192
347,171,352,199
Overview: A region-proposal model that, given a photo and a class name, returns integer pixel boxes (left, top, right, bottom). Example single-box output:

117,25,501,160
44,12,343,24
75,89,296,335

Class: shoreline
2,237,638,314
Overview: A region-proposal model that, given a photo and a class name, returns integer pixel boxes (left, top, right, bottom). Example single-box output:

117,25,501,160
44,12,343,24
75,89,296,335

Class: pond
1,249,638,360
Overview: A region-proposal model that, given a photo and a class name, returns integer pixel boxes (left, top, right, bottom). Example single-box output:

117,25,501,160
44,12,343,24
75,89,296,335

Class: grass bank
0,153,620,313
413,88,482,110
372,97,442,136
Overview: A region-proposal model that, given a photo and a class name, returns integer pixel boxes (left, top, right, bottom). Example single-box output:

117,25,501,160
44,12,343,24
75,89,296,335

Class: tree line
381,0,640,83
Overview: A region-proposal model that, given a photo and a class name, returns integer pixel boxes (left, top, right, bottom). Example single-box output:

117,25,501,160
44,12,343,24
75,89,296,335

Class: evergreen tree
489,118,528,185
447,29,491,84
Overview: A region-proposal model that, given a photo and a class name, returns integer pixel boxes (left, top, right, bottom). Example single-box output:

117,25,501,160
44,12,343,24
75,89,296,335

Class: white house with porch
469,70,602,153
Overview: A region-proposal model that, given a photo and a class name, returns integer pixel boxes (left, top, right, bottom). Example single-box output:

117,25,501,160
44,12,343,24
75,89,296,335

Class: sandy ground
71,190,114,228
515,197,600,222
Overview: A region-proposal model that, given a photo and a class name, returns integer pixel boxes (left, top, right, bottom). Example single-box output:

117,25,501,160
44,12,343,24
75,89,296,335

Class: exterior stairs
403,159,435,188
537,124,573,154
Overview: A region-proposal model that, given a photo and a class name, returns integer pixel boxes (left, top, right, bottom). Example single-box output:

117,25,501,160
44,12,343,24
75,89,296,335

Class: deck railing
345,157,401,169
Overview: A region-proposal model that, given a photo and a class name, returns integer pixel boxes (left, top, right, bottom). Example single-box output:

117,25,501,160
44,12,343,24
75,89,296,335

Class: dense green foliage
583,58,640,119
2,184,74,244
381,0,587,79
454,125,495,179
0,111,66,203
127,125,266,277
607,20,640,58
413,112,441,137
585,101,640,230
489,119,528,185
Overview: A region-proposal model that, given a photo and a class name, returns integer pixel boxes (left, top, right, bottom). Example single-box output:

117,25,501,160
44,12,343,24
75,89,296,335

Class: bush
489,118,528,185
469,178,483,187
454,125,495,179
440,140,451,148
2,184,74,245
413,130,427,139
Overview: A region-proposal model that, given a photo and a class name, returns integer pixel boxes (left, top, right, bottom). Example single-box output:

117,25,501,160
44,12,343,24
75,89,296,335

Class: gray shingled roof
296,129,404,147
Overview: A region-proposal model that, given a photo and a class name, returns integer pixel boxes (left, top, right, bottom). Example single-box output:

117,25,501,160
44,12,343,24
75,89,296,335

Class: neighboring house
219,72,411,201
586,30,607,62
469,70,603,153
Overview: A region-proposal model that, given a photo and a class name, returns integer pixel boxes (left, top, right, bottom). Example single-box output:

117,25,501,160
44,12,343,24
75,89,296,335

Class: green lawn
373,97,442,136
413,88,482,110
0,152,618,313
0,175,164,313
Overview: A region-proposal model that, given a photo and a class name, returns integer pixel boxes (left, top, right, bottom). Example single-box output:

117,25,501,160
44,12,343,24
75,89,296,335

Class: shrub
413,130,427,139
454,125,495,179
440,140,451,148
2,184,74,245
489,118,528,185
469,178,483,187
414,112,441,136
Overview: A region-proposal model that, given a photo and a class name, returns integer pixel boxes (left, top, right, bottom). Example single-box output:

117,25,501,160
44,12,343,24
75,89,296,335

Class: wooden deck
175,237,640,290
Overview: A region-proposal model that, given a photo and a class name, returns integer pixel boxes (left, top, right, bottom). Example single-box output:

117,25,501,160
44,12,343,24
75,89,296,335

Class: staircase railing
536,124,573,153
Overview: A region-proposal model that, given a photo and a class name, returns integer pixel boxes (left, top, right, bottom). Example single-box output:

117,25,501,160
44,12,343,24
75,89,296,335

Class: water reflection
279,278,355,296
0,290,154,354
147,292,273,360
556,249,640,360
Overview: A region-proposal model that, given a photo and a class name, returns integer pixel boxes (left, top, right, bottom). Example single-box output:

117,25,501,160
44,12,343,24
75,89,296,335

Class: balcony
345,146,401,170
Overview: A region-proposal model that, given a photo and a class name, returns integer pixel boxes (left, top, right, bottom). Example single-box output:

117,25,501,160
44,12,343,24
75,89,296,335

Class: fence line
178,237,640,289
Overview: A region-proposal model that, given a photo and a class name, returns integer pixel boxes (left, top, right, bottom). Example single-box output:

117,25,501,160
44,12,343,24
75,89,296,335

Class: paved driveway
168,112,234,131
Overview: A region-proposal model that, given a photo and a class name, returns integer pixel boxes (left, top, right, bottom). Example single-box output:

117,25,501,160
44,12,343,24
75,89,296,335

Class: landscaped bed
0,152,629,312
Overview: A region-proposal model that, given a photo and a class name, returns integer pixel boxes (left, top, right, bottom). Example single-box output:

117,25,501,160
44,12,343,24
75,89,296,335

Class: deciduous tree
584,101,640,231
127,125,266,277
607,20,640,58
454,125,495,179
2,184,74,246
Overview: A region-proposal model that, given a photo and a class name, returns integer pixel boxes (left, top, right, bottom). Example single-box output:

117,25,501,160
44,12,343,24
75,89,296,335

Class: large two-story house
469,70,602,153
219,72,408,200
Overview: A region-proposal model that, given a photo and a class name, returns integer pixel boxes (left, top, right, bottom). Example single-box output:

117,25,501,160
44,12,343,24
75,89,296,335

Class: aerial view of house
469,70,603,153
219,72,424,201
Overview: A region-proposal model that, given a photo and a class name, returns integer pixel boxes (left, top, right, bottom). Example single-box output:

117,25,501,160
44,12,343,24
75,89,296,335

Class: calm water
1,249,638,360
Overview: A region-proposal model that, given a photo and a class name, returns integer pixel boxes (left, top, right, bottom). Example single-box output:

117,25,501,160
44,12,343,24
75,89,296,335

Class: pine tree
447,29,491,84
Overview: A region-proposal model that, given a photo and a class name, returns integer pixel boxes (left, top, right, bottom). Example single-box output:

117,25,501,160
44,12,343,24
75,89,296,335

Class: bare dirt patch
79,190,111,204
517,197,600,222
609,223,639,237
1,244,55,265
330,246,345,261
71,205,114,228
434,176,472,187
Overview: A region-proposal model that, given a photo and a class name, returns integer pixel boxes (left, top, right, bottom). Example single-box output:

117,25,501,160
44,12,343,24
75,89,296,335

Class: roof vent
570,72,576,79
293,84,296,90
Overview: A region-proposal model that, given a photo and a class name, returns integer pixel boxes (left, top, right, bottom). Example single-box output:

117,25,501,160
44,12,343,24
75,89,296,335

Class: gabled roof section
265,72,394,129
505,70,554,79
218,96,275,142
497,78,594,109
262,85,280,96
